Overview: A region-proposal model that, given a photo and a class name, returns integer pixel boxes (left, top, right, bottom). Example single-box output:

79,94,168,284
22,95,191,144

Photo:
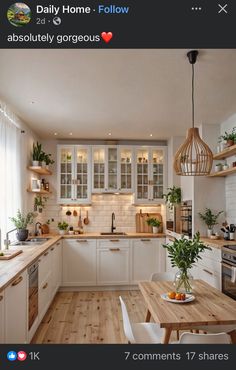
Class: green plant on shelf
198,208,224,230
146,218,161,227
58,221,69,230
163,186,181,209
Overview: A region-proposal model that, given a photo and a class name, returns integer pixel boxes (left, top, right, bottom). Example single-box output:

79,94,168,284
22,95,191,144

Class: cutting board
0,249,23,260
136,213,163,233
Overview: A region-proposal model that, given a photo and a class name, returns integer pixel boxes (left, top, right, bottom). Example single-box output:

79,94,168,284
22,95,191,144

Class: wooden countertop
167,234,236,250
0,232,165,292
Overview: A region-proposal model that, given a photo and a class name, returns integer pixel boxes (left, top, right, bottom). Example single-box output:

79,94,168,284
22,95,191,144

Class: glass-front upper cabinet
135,147,167,204
92,146,134,193
119,147,133,193
57,145,91,204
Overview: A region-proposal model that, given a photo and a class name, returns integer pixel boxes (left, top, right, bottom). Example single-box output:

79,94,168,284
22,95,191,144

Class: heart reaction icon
101,32,113,43
17,351,27,361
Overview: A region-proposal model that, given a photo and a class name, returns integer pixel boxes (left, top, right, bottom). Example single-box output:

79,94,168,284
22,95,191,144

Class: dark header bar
0,0,235,48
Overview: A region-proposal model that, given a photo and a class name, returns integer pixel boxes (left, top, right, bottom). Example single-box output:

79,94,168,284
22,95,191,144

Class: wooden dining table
139,279,236,344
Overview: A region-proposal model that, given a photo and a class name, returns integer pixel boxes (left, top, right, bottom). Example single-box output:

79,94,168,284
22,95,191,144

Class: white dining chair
119,296,164,344
179,332,231,344
150,272,175,282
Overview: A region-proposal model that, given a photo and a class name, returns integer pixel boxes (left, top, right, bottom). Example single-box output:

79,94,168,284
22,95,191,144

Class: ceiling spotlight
108,132,112,136
54,132,58,136
69,132,73,136
150,134,153,137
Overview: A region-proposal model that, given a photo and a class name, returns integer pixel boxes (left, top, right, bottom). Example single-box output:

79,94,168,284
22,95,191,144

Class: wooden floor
32,291,147,344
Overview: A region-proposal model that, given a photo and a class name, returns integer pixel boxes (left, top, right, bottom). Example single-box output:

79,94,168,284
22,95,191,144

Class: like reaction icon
7,351,17,361
18,351,27,361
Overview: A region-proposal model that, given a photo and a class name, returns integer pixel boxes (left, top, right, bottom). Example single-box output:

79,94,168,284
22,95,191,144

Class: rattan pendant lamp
174,50,213,176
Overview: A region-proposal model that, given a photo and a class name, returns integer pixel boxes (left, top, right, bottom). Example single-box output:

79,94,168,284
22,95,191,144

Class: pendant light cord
192,63,195,128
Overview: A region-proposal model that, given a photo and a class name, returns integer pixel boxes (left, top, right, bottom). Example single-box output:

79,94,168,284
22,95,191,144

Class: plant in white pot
58,221,68,235
34,195,48,213
163,186,181,209
44,153,55,170
163,232,211,293
199,208,224,238
146,218,162,234
32,142,43,167
215,163,222,172
9,210,35,242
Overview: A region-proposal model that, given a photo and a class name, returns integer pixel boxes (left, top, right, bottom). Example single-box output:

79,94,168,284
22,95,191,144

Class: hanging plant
34,195,48,213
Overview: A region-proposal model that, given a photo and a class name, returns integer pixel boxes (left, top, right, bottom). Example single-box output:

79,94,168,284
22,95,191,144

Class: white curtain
0,105,22,248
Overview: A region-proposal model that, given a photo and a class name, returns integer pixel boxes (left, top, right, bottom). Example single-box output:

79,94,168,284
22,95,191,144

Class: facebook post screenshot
0,0,236,369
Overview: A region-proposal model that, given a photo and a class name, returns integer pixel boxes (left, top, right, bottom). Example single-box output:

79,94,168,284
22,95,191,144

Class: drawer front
39,273,52,320
38,249,52,286
198,257,221,276
200,246,221,262
97,239,130,249
64,239,96,247
198,265,221,290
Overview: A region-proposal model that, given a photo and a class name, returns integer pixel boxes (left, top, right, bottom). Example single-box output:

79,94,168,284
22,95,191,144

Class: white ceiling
0,49,236,140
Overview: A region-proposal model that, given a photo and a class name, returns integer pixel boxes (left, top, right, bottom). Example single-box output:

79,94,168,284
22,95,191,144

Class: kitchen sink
11,238,50,246
100,232,127,236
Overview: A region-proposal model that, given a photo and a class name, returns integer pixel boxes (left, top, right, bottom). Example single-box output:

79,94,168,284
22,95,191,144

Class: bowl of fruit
161,291,195,303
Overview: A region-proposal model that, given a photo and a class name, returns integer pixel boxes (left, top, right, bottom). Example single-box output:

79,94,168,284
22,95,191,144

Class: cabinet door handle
110,239,120,242
43,282,48,290
203,268,213,276
76,240,87,243
0,295,3,301
141,239,151,242
44,251,49,256
11,276,23,287
56,242,60,246
50,247,55,251
109,248,120,252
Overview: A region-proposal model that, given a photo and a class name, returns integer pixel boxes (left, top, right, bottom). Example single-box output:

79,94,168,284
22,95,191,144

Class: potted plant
34,195,48,213
219,127,236,148
32,142,42,166
146,218,162,234
58,221,69,235
199,208,224,237
163,186,181,209
163,232,211,293
44,153,55,170
215,163,222,172
223,162,229,171
9,210,35,241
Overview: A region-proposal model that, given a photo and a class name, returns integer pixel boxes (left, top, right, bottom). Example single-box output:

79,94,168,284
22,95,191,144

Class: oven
28,261,38,330
222,247,236,300
180,201,192,238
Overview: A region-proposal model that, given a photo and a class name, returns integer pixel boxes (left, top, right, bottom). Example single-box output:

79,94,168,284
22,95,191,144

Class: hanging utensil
66,210,72,216
140,209,143,217
84,210,89,225
78,208,82,228
73,209,78,217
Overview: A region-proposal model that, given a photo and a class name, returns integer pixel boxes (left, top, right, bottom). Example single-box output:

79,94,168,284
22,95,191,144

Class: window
0,104,22,248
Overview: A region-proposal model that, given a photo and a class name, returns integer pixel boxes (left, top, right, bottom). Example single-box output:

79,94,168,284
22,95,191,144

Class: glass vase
174,270,194,293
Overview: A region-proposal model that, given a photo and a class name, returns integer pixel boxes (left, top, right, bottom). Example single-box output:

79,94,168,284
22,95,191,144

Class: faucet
4,228,17,249
111,212,116,233
35,222,42,236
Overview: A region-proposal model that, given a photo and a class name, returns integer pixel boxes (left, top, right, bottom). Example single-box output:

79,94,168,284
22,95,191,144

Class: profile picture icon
7,3,31,27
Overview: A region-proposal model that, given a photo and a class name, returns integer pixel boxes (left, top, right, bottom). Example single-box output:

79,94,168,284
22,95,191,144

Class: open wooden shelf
213,144,236,160
27,189,52,195
28,166,52,175
208,166,236,177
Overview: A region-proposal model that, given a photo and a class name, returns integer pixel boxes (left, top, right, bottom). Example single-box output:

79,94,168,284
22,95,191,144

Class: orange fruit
175,293,182,300
168,291,176,299
180,293,186,301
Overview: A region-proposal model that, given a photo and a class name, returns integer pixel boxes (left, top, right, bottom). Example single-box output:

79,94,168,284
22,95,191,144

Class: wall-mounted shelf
28,166,52,175
213,144,236,160
27,189,52,195
208,167,236,177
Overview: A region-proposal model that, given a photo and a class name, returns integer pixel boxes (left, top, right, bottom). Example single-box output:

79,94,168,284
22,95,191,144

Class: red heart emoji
101,32,113,43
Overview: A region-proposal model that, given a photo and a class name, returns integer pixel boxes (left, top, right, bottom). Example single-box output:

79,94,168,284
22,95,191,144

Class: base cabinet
5,270,28,343
51,241,62,297
132,238,165,283
62,239,97,285
97,240,130,285
0,291,5,343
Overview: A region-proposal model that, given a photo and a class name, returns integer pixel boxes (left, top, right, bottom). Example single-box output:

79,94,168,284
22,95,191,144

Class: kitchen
0,49,236,344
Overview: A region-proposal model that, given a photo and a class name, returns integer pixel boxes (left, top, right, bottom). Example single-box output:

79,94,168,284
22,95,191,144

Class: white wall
220,114,236,223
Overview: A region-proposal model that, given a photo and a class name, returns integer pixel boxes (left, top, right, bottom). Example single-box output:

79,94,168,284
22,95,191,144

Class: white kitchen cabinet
131,238,165,283
38,249,53,321
195,246,221,290
51,240,62,298
134,146,167,204
92,146,134,194
62,239,97,286
97,239,130,285
5,270,28,343
57,145,91,204
0,290,5,343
